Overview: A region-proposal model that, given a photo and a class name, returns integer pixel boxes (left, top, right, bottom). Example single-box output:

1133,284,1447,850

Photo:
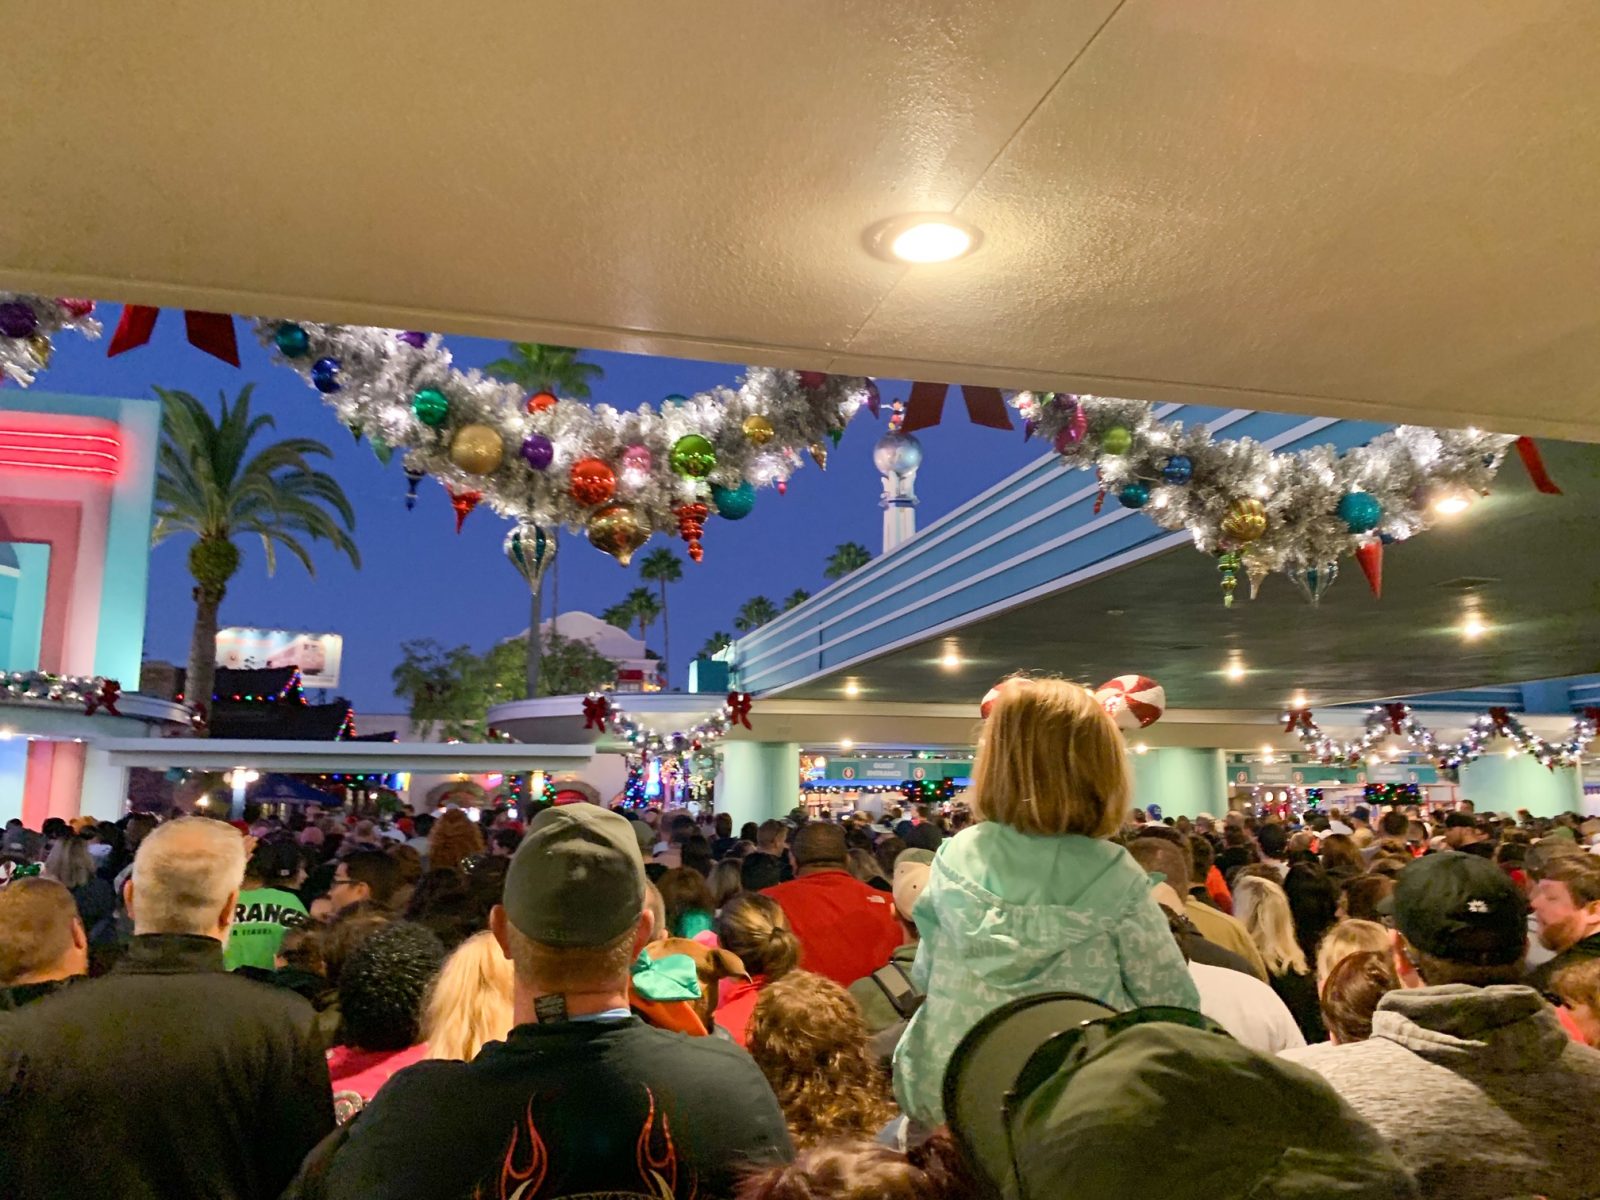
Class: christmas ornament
809,442,828,469
107,306,240,365
902,379,1012,432
26,336,50,366
1093,675,1166,730
1051,397,1089,450
450,424,505,475
1217,550,1242,607
412,387,450,427
370,437,394,466
827,427,843,447
587,504,649,565
979,677,1028,719
676,501,709,562
776,480,788,496
449,488,483,533
1100,425,1133,455
397,330,428,348
1356,540,1383,598
620,444,654,487
1162,455,1193,485
570,458,617,506
59,299,95,319
404,466,425,510
863,379,882,419
1292,562,1339,605
711,480,756,520
742,413,775,445
0,301,40,339
1244,552,1271,601
1336,491,1383,534
527,391,557,414
1118,481,1151,509
274,322,311,358
310,357,341,393
1220,498,1268,543
505,522,555,593
670,434,716,478
798,371,828,390
520,433,555,471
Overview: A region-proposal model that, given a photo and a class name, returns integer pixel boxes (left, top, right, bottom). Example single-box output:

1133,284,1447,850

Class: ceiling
776,439,1600,710
4,4,1599,440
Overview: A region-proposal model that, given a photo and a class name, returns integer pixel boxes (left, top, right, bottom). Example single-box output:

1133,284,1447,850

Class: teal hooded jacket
891,822,1201,1125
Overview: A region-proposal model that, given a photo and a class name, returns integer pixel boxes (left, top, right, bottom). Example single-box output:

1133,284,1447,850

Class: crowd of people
2,675,1599,1197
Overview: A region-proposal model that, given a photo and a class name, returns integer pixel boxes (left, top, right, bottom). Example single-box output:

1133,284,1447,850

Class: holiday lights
1286,703,1598,774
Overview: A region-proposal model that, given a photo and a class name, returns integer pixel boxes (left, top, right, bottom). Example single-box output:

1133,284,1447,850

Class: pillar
22,741,86,826
1130,747,1227,820
79,744,129,821
1458,754,1582,818
0,737,27,825
717,741,800,831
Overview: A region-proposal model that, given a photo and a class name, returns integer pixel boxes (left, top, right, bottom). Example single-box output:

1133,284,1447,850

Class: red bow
83,679,121,717
107,306,240,367
583,695,611,731
1488,706,1511,730
188,702,209,733
1584,707,1600,727
1384,703,1409,735
726,692,754,729
900,381,1013,433
1284,708,1312,734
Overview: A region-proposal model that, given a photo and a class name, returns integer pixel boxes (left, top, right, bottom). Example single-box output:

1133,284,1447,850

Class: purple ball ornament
863,379,882,418
396,330,428,348
0,301,40,339
520,433,555,470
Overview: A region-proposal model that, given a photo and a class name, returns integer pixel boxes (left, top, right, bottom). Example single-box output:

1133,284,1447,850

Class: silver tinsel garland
251,318,872,558
1015,391,1516,599
1289,704,1597,774
0,295,101,386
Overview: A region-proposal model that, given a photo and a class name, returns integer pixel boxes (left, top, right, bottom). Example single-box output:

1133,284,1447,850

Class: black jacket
289,1016,792,1199
0,933,334,1200
1527,929,1600,1001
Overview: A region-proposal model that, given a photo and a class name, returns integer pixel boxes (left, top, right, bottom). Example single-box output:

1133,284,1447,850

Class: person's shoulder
622,1020,769,1075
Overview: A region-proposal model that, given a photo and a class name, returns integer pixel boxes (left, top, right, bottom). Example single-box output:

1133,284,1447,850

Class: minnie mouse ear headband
980,674,1167,731
979,676,1032,719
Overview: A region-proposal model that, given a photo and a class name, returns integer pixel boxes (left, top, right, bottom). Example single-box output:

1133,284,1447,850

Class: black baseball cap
1381,851,1526,966
502,805,646,947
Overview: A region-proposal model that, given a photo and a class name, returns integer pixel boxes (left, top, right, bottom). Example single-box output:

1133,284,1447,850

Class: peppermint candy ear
1093,675,1166,730
980,677,1029,719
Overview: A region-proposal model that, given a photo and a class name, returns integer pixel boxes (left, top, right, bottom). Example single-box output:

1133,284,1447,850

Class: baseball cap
502,805,646,947
1381,851,1526,966
892,849,934,922
628,819,655,855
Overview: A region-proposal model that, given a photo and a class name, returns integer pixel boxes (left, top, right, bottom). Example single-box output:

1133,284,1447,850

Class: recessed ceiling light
1225,661,1246,682
840,738,854,751
1133,742,1150,755
843,681,861,698
867,214,981,264
1290,691,1308,708
1432,490,1473,516
1461,614,1488,640
940,651,962,671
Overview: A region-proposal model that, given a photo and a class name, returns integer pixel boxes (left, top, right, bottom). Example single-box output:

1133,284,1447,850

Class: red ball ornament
797,370,828,390
58,298,96,319
570,458,617,506
527,391,558,414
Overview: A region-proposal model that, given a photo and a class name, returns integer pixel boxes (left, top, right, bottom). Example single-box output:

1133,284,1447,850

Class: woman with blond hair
44,835,117,943
420,930,514,1062
1314,917,1392,991
1234,874,1323,1042
890,676,1198,1126
746,970,896,1148
426,808,484,877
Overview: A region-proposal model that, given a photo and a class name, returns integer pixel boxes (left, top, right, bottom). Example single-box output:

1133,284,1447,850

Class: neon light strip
0,444,120,461
0,428,122,478
0,459,118,476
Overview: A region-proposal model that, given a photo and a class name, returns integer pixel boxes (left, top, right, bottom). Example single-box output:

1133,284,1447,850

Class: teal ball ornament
1118,481,1151,509
1336,491,1383,533
711,480,756,520
274,323,311,358
412,387,450,427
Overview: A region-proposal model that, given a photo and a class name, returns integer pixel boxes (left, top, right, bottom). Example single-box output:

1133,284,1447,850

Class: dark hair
740,821,759,844
490,827,522,855
1283,864,1340,962
657,867,715,938
1319,834,1364,880
320,902,393,988
681,835,714,878
715,813,733,838
1380,810,1410,838
794,822,849,868
736,1132,976,1200
757,820,788,850
1257,824,1290,860
1188,833,1216,878
338,922,446,1051
247,838,302,885
411,813,436,837
903,823,943,853
1319,950,1397,1044
340,849,402,907
741,852,784,892
873,835,906,878
1340,874,1395,923
668,814,697,844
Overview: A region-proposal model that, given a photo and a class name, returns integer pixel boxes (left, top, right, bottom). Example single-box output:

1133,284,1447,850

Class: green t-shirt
223,886,307,972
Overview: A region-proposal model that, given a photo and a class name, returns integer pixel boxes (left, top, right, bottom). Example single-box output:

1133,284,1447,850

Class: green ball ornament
274,323,311,358
711,480,756,520
412,387,450,427
1101,425,1133,455
670,434,717,478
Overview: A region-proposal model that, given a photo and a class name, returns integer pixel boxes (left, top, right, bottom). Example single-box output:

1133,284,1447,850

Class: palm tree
638,547,683,689
153,386,359,732
626,586,663,646
699,631,733,659
782,588,812,611
824,541,873,581
734,596,780,634
483,342,606,696
600,600,637,632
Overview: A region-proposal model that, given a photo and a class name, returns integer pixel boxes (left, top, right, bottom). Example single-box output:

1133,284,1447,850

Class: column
1130,747,1227,820
717,741,800,830
79,744,130,821
1458,754,1582,818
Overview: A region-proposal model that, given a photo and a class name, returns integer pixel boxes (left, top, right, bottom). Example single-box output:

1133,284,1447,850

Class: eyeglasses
1004,1007,1228,1194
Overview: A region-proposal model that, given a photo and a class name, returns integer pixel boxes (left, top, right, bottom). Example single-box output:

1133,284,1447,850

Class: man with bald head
762,819,904,986
0,816,333,1199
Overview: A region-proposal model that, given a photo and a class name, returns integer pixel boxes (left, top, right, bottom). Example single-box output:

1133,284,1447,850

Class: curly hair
338,921,446,1051
735,1132,974,1200
746,971,896,1149
428,809,485,876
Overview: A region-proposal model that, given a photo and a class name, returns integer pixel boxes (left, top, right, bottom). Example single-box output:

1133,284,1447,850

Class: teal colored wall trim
718,741,800,830
1458,754,1582,817
1131,748,1227,820
5,544,51,671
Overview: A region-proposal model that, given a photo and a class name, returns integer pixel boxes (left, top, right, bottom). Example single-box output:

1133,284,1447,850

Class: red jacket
763,869,904,988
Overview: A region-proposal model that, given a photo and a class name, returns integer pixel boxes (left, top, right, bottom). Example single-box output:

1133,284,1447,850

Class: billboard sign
216,628,343,689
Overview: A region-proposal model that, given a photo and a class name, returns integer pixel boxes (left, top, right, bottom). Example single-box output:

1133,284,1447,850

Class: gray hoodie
1284,984,1600,1200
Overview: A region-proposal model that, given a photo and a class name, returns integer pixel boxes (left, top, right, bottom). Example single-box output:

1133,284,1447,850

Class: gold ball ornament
808,441,828,470
26,335,52,366
449,424,505,475
742,414,776,446
587,504,651,566
1220,497,1268,543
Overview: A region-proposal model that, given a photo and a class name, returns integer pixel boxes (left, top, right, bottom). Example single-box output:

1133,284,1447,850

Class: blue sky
34,307,1046,712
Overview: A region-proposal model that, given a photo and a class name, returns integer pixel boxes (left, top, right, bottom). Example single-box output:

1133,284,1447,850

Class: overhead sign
216,627,343,689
